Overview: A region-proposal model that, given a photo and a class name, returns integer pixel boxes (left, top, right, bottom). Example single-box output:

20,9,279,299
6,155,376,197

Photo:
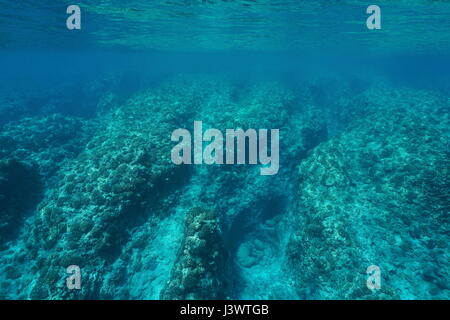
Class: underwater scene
0,0,449,300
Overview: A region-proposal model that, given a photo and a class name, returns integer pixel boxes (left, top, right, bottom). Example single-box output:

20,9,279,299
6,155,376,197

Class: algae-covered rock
161,207,228,300
286,87,449,299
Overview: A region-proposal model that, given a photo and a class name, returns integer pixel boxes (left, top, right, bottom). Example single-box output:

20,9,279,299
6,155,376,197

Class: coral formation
161,207,228,300
0,75,447,300
286,87,449,299
0,114,95,180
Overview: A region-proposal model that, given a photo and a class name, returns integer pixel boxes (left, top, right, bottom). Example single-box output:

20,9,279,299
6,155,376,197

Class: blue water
0,1,449,300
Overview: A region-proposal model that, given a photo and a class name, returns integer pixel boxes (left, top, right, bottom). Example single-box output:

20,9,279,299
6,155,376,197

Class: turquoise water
0,1,449,300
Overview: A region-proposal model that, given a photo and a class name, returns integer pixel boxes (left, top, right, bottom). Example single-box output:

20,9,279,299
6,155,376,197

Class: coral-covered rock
17,78,208,299
286,87,449,299
0,114,95,180
161,207,228,300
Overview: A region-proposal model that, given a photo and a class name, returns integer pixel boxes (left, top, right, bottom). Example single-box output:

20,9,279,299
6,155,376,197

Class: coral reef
0,75,447,300
0,93,29,125
22,84,202,299
161,207,228,300
0,76,220,299
0,114,95,181
164,79,327,298
0,158,42,245
286,87,449,299
0,75,132,123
